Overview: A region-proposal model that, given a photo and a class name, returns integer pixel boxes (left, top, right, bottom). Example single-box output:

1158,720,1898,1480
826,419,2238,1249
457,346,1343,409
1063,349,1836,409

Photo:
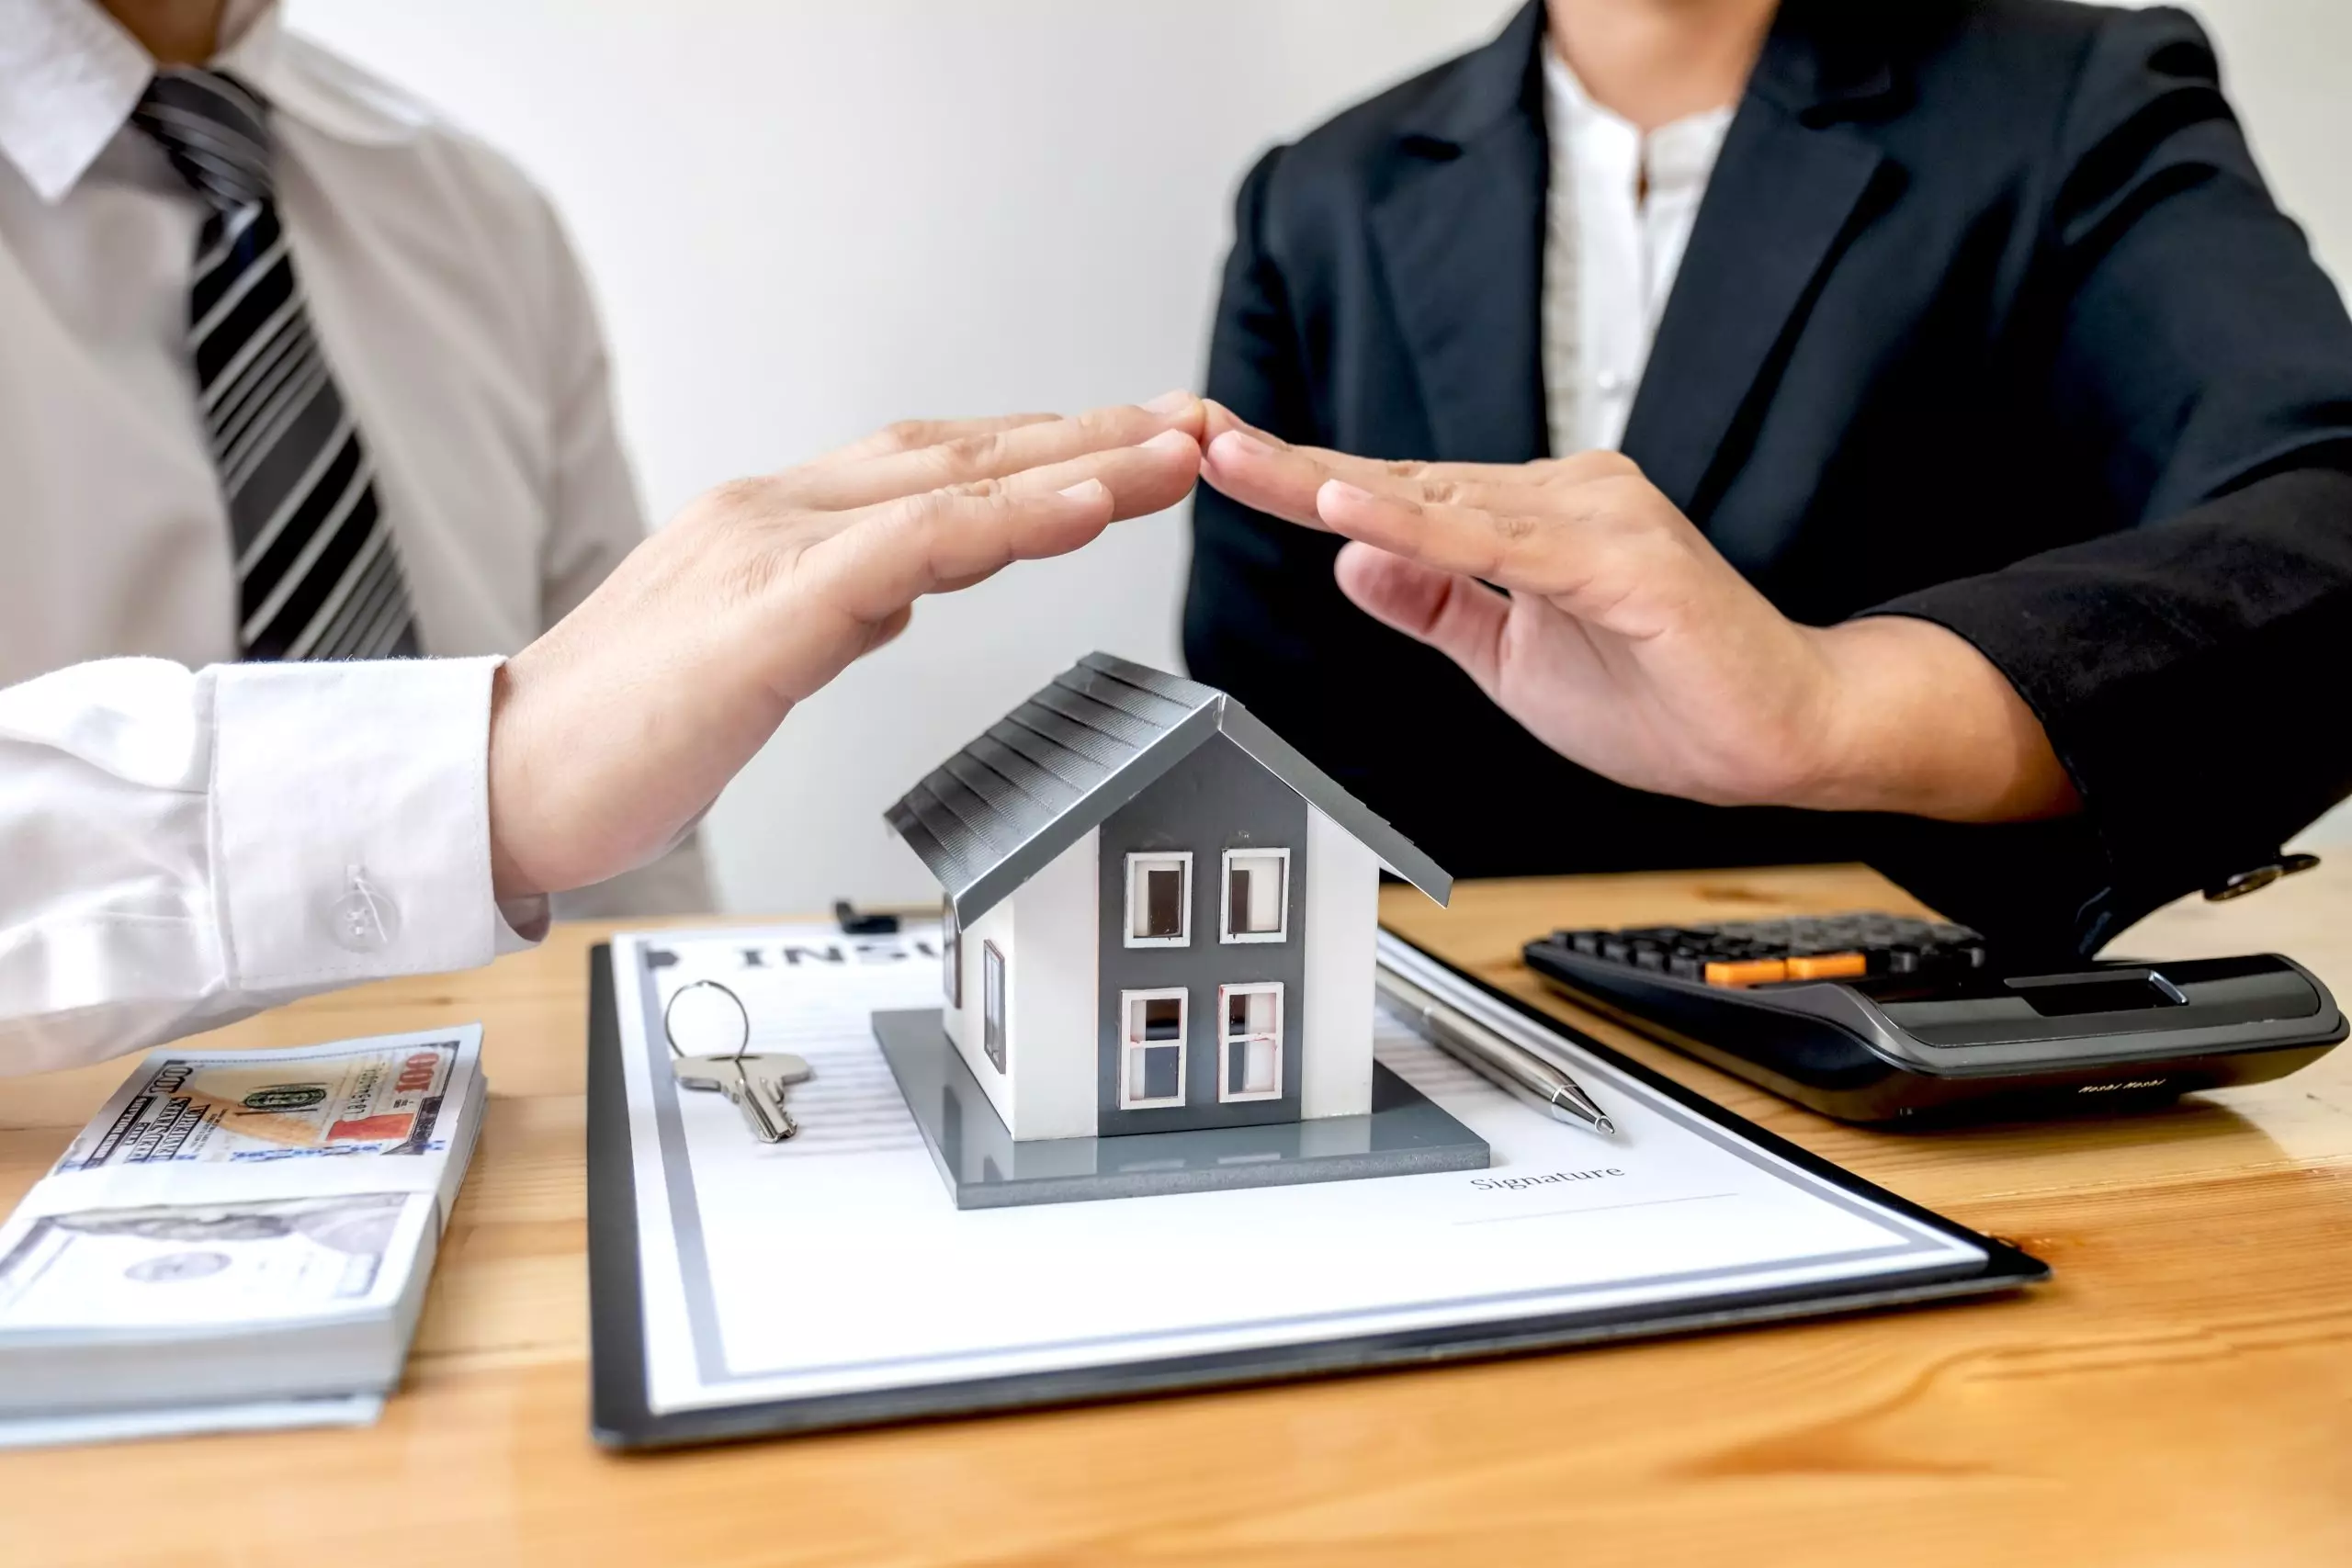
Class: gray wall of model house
1095,738,1306,1134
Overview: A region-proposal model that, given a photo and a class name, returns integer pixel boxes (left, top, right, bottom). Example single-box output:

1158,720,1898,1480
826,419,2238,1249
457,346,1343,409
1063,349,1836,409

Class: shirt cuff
209,657,538,991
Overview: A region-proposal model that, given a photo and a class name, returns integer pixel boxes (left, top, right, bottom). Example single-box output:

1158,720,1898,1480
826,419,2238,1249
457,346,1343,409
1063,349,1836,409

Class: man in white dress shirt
0,0,707,915
0,394,1214,1076
0,0,1218,1077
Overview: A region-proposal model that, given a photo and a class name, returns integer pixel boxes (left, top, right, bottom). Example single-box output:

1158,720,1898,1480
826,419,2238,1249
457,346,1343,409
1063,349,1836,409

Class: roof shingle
885,652,1451,924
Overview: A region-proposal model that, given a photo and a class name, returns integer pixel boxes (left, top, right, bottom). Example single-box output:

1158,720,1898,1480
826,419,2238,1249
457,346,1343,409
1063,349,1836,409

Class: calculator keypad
1549,913,1989,987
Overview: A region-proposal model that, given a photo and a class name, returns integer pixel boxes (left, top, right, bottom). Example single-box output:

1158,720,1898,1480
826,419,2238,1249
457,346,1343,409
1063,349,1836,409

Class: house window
942,897,960,1009
1125,852,1193,947
982,942,1006,1073
1219,983,1283,1101
1221,848,1290,943
1118,988,1188,1109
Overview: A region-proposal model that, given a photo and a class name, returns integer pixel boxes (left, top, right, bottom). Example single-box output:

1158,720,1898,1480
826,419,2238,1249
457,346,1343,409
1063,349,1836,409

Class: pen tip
1595,1117,1617,1137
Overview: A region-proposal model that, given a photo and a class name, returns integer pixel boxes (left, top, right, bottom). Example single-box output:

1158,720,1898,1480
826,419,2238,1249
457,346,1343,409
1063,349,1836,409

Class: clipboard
588,933,2047,1450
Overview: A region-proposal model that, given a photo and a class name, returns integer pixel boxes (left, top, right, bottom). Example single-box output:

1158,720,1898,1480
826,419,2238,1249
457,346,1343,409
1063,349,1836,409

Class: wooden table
4,863,2348,1567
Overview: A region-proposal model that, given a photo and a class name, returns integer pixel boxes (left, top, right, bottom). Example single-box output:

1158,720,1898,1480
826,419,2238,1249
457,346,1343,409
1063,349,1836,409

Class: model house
885,653,1452,1144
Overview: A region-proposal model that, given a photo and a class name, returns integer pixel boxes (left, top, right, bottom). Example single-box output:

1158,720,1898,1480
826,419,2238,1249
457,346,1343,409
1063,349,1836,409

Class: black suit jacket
1183,0,2352,956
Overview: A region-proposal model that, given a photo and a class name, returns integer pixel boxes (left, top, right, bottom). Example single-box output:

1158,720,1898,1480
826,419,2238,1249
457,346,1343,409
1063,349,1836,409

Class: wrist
486,659,539,903
1801,617,2081,823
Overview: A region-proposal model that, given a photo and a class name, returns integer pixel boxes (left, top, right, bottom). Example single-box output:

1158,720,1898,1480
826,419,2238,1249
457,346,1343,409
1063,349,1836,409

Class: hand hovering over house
489,397,1206,903
1196,404,2079,827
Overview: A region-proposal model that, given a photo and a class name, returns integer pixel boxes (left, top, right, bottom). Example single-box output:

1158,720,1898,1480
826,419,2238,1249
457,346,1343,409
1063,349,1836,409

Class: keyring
663,979,752,1062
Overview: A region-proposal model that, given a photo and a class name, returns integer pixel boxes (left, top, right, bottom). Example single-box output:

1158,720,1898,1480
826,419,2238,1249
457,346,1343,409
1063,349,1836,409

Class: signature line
1453,1191,1742,1227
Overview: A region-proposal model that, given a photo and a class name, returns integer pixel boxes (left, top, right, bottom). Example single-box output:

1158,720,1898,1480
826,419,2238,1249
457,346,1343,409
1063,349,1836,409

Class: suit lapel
1620,102,1888,517
1369,121,1550,462
1365,0,1550,463
1363,0,1902,487
1621,3,1901,517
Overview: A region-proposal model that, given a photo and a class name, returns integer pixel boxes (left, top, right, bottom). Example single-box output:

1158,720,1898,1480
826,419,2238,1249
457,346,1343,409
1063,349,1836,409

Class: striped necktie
130,68,421,661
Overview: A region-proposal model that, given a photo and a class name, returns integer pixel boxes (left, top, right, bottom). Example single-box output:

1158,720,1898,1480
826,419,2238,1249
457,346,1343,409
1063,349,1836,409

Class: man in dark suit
1183,0,2352,956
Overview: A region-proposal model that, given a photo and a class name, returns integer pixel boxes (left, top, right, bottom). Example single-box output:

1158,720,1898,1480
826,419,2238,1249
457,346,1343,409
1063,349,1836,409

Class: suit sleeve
1871,6,2352,943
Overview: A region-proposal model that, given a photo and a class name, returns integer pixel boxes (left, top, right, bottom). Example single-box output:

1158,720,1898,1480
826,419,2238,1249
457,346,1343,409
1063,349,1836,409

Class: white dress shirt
0,4,707,1073
0,0,646,679
1541,47,1736,457
0,655,544,1077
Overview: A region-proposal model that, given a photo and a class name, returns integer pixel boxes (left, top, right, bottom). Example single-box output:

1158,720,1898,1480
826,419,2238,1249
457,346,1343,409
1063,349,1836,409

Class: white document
610,925,1989,1418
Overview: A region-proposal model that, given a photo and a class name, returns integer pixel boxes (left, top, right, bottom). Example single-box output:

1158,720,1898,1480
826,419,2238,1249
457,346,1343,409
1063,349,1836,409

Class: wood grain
4,867,2348,1567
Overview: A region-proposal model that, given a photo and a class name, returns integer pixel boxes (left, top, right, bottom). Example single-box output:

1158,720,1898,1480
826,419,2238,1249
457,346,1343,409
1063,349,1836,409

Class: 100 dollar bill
56,1037,469,1170
0,1192,426,1329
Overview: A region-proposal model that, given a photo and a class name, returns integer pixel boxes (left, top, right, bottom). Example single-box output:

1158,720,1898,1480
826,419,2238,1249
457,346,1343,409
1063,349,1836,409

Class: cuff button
328,864,402,952
2205,853,2322,903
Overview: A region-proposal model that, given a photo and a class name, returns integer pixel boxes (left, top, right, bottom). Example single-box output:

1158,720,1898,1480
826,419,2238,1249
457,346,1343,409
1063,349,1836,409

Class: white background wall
287,1,2352,909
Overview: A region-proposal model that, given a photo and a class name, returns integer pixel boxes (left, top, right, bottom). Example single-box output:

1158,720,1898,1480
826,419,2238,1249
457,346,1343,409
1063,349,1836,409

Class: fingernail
1144,428,1197,453
1322,479,1374,505
1057,478,1109,502
1208,429,1272,462
1144,389,1196,413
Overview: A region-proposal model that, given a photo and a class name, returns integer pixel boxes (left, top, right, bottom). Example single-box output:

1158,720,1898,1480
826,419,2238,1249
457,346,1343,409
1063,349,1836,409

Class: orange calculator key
1785,952,1869,980
1703,959,1789,987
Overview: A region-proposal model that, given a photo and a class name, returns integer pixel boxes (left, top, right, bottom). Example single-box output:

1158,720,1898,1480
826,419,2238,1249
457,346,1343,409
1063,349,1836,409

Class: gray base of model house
876,1008,1491,1210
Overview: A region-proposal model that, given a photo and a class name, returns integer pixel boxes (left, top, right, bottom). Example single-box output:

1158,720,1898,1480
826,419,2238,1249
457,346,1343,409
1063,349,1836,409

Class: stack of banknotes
0,1026,485,1446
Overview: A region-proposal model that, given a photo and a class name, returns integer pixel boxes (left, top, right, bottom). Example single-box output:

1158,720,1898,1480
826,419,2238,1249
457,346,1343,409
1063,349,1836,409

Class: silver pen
1375,964,1617,1137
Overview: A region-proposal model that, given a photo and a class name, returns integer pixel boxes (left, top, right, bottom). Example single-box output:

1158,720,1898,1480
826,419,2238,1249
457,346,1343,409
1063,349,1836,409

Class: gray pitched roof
886,652,1452,925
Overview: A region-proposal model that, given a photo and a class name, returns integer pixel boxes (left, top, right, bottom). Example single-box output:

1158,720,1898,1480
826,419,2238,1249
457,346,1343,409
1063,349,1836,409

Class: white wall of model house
940,807,1387,1142
1299,809,1381,1124
944,831,1100,1143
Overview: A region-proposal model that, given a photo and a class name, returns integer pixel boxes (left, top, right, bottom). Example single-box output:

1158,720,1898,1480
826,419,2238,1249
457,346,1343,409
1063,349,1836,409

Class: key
671,1052,813,1094
719,1062,798,1144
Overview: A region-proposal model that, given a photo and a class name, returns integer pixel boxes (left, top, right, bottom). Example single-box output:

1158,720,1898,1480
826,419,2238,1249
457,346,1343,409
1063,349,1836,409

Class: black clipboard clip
832,899,900,936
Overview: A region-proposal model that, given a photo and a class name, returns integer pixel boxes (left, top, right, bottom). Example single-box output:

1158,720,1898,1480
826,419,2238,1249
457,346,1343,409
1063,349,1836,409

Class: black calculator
1522,913,2346,1124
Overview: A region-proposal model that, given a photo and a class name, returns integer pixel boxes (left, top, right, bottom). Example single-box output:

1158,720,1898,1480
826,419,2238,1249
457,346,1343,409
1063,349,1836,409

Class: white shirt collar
1543,45,1736,197
0,0,425,205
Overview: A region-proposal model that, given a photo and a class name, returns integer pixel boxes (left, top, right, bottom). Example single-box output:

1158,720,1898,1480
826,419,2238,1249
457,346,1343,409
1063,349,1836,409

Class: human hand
488,396,1206,900
1196,405,2077,824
